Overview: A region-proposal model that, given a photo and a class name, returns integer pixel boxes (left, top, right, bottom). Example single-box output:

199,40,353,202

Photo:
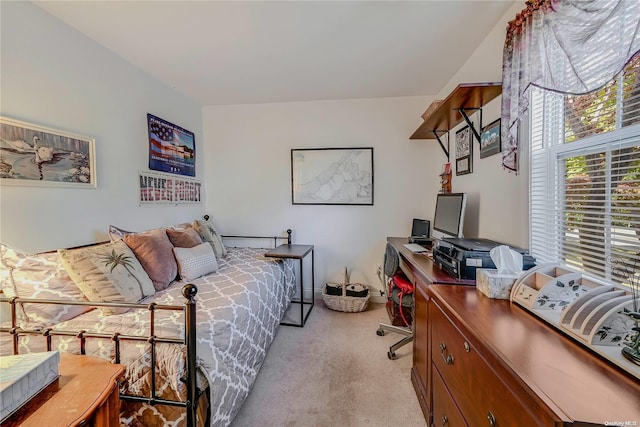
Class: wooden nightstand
265,244,314,327
4,353,124,427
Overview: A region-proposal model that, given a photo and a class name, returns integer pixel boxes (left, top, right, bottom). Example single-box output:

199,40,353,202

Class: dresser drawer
430,301,545,427
432,365,468,427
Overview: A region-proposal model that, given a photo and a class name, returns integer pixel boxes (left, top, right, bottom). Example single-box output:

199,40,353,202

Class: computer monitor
432,193,467,239
411,218,430,238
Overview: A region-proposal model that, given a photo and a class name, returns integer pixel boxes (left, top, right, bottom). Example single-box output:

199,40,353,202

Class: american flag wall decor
147,113,195,177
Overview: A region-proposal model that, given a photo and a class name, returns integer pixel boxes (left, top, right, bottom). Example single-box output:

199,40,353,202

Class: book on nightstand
0,351,60,422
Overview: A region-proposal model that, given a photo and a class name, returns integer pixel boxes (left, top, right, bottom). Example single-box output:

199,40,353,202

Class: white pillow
173,243,218,281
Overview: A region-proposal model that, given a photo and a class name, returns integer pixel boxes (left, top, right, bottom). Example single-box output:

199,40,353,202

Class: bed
1,232,296,427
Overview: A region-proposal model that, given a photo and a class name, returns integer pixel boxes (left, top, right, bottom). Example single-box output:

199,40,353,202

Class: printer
433,237,535,280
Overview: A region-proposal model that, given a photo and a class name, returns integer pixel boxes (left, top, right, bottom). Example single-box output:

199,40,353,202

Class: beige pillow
123,228,178,291
58,240,155,315
192,219,227,259
166,228,203,248
173,243,219,281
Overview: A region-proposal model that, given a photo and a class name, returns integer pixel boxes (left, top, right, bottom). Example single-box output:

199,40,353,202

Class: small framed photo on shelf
455,125,472,176
480,118,501,159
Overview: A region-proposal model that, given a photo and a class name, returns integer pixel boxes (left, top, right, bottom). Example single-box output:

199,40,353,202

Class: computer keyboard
403,243,429,253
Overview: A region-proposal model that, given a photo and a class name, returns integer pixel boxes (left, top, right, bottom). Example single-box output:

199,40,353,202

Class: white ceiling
34,1,516,106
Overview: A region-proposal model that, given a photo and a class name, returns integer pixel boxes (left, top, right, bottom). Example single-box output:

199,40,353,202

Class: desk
388,237,640,426
5,354,124,427
388,237,472,422
265,244,314,327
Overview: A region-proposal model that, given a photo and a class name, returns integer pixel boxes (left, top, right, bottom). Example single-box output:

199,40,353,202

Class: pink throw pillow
166,228,203,248
123,229,178,291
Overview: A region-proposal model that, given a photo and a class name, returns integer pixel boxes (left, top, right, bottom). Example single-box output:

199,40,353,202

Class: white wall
437,2,528,248
0,2,205,252
202,3,528,292
203,96,436,293
1,1,528,290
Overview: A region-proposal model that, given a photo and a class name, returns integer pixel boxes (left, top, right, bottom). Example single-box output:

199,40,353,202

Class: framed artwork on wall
147,114,195,177
455,125,472,176
480,118,501,159
0,116,96,188
291,147,374,205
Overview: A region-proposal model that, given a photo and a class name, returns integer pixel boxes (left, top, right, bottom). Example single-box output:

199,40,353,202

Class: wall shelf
410,82,502,159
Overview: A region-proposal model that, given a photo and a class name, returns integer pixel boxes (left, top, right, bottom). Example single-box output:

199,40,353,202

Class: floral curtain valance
501,0,640,173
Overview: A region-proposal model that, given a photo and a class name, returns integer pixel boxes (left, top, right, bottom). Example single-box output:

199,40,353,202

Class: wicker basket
322,267,370,313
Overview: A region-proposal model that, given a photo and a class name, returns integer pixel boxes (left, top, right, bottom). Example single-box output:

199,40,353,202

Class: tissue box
476,269,520,299
0,351,60,422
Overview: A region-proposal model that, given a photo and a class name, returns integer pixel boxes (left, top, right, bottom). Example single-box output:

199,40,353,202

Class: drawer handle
487,411,496,427
441,415,448,426
464,341,470,352
439,342,454,365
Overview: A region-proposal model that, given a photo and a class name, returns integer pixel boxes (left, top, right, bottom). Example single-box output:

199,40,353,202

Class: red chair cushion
392,273,414,295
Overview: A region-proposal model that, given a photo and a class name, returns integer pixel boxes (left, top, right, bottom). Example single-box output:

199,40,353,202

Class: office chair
376,242,414,360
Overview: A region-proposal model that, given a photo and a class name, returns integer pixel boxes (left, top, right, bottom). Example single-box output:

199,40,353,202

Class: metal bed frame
0,228,293,427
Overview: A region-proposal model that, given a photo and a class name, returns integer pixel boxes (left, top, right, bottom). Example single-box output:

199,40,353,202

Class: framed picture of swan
0,116,96,188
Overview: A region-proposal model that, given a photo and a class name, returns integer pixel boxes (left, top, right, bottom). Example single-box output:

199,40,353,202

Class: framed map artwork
291,147,374,205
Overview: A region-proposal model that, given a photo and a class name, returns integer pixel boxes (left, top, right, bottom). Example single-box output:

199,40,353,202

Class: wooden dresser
388,237,640,426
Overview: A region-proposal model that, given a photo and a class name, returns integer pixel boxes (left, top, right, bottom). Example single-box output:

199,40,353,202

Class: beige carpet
230,299,428,427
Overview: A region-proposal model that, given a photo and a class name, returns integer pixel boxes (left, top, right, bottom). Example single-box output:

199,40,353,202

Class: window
530,53,640,286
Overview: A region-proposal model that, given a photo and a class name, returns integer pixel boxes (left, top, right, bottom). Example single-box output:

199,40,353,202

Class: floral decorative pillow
192,219,227,259
0,244,92,327
58,240,155,315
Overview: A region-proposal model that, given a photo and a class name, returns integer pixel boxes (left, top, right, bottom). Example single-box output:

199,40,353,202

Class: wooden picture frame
480,118,501,159
291,147,374,205
455,125,472,176
0,116,96,188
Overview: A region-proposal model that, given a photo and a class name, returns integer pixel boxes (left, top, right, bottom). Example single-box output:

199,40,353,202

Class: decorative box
510,264,640,380
476,269,520,299
0,351,60,422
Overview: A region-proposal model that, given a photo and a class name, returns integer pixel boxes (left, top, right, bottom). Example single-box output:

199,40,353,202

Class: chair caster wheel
388,351,397,360
376,329,385,336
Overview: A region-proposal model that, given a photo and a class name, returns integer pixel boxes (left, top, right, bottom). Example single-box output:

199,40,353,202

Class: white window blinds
530,54,640,286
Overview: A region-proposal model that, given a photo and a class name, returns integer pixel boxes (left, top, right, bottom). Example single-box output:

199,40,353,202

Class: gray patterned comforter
1,247,296,427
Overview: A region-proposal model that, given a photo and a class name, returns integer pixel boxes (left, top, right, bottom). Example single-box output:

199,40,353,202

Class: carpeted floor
230,299,428,427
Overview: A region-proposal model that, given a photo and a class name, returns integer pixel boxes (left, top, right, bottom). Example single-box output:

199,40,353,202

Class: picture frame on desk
455,125,472,176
